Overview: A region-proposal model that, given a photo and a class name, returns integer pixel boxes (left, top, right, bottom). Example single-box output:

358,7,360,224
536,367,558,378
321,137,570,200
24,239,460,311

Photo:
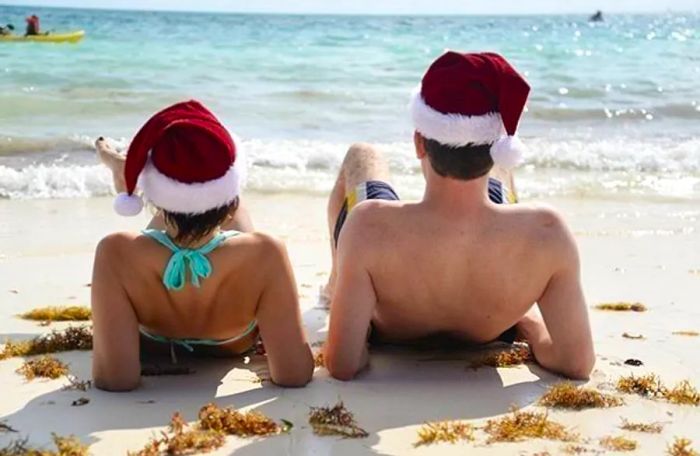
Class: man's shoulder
504,203,578,261
342,199,406,232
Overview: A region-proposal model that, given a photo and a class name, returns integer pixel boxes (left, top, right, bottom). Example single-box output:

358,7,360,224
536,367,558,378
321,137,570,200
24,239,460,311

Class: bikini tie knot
163,249,212,290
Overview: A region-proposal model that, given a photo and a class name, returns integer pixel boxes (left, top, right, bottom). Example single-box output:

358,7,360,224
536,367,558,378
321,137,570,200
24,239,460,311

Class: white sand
1,192,699,455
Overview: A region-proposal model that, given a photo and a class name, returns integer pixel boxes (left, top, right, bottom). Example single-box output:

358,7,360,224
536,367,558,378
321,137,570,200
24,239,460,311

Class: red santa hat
410,51,530,169
114,100,243,216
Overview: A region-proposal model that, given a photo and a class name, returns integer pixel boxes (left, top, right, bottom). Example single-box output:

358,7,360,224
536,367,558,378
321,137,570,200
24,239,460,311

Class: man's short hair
423,136,494,180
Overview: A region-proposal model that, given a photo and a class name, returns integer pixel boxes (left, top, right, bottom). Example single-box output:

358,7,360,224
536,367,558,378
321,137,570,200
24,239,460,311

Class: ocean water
0,5,699,200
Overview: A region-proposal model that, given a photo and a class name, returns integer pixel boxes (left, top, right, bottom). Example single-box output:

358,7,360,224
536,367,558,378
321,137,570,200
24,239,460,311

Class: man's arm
517,210,595,380
324,205,378,381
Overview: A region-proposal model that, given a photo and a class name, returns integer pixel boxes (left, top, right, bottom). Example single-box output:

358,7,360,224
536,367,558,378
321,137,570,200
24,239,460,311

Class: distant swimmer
589,10,604,22
0,24,14,36
25,14,41,36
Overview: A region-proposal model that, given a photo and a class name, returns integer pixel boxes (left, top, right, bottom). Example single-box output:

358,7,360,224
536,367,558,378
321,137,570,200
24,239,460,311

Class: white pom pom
490,135,526,170
114,193,143,216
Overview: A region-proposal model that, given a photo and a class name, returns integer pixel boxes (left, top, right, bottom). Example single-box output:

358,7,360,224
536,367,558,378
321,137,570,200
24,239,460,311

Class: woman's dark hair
163,197,239,245
423,137,494,180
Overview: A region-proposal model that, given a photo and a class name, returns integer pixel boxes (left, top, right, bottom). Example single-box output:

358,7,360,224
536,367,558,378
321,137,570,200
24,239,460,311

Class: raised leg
324,143,392,299
95,137,127,194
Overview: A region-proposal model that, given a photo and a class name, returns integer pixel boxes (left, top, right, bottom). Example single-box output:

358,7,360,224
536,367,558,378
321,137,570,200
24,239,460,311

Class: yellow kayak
0,30,85,43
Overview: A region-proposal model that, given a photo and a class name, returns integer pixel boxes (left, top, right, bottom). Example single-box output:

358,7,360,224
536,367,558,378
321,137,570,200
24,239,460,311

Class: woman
91,100,313,391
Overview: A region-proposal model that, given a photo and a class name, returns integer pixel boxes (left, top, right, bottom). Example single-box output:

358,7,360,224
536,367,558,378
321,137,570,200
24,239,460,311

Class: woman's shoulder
96,231,164,256
221,231,287,255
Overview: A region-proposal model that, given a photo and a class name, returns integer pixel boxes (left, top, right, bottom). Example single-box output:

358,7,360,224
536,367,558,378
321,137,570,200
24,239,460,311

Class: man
25,15,40,36
324,51,595,381
0,24,15,36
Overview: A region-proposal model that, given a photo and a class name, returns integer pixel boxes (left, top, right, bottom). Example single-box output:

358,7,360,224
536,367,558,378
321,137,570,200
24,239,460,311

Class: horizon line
0,2,697,16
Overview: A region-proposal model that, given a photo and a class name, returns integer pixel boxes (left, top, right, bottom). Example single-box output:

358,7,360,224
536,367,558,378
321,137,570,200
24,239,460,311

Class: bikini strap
142,229,180,252
141,229,241,291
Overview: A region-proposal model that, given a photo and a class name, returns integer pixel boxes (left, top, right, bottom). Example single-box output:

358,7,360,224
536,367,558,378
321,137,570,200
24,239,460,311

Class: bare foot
95,137,127,193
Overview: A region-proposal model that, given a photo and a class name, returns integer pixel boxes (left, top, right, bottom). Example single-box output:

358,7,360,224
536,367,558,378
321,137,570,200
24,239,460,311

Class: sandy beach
1,189,698,455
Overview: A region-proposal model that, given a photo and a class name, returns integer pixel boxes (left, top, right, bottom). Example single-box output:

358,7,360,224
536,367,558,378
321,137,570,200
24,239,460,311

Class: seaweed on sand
314,352,325,368
594,302,647,312
0,326,92,360
673,331,699,337
599,435,637,452
484,408,577,444
620,419,663,434
0,434,89,456
665,380,700,406
667,438,698,456
62,376,92,392
616,374,666,399
0,422,18,433
19,306,91,322
308,401,368,438
414,421,475,446
622,333,645,340
198,403,282,437
561,444,600,454
129,413,225,456
16,356,69,380
616,374,700,405
471,344,533,368
539,382,624,410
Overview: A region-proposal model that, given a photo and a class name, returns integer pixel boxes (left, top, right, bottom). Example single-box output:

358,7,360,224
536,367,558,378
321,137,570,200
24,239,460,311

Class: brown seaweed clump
667,438,698,456
20,306,91,323
308,401,369,438
0,434,89,456
483,408,577,444
62,376,92,392
0,421,18,433
16,356,69,380
414,421,475,447
0,326,92,360
129,413,225,456
539,382,624,410
198,403,281,437
616,374,666,399
622,333,645,340
673,331,699,337
561,444,599,454
665,380,700,406
616,375,700,406
471,344,533,368
314,352,325,368
620,418,664,434
595,302,647,312
600,435,637,452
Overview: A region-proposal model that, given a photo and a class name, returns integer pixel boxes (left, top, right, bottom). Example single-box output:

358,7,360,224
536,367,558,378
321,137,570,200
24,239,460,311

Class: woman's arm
254,234,314,387
91,234,141,391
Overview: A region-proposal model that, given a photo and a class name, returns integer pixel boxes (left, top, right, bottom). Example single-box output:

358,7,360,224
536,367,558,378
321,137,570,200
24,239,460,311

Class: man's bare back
344,199,571,344
324,143,594,381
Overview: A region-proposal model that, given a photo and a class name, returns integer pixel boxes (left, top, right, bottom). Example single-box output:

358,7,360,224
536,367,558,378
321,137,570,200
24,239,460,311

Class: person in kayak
0,24,14,35
25,15,40,36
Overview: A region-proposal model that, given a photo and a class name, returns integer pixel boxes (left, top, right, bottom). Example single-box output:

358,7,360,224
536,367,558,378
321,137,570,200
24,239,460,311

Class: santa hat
410,51,530,169
114,100,243,216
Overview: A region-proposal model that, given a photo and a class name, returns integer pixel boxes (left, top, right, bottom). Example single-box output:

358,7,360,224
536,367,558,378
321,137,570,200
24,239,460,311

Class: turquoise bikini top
142,229,240,291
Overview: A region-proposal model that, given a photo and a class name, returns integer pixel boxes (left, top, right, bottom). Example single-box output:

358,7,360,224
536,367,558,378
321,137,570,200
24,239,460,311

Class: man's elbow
560,352,596,380
325,356,360,381
94,376,140,392
271,368,313,388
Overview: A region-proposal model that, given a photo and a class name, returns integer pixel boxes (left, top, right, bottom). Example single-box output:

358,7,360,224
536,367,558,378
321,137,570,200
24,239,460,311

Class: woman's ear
414,131,427,159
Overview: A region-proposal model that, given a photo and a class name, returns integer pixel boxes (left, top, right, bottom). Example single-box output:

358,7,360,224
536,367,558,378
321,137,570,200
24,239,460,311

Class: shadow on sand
0,305,559,454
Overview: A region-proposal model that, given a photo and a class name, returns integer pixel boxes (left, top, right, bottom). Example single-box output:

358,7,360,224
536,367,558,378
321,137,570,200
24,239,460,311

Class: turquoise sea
0,5,699,200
